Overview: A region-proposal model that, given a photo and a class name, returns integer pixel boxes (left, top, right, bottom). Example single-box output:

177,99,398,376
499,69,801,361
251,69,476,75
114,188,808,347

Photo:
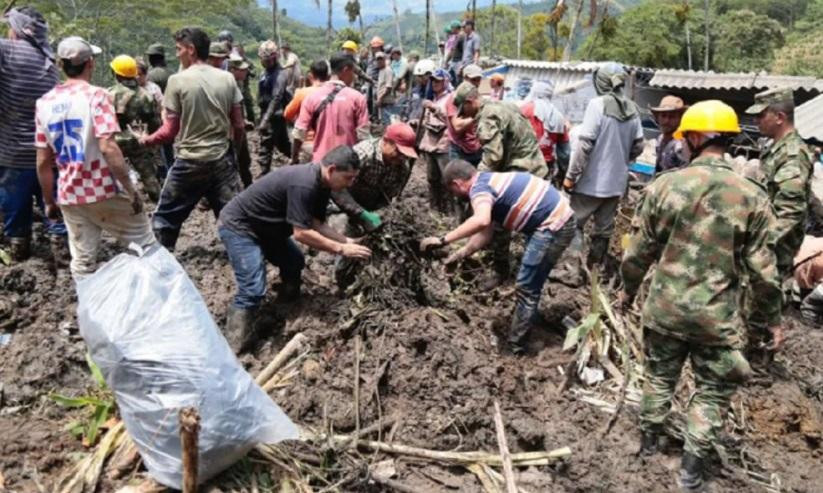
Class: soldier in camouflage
453,81,548,289
108,55,162,202
145,43,171,93
619,100,784,492
745,87,814,277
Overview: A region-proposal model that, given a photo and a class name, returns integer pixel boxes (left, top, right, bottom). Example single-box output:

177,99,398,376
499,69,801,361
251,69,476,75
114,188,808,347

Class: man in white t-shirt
35,36,155,281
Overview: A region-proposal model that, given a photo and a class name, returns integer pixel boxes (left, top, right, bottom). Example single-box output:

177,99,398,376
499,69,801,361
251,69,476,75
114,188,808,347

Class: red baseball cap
384,122,418,159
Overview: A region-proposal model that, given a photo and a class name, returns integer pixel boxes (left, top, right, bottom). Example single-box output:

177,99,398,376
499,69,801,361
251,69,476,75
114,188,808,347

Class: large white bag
76,245,298,489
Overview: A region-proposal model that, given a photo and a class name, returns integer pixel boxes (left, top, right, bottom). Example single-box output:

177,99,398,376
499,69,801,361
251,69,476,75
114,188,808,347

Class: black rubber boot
277,279,302,303
9,236,31,262
679,452,704,492
586,236,609,269
154,228,179,251
224,305,257,354
639,430,659,456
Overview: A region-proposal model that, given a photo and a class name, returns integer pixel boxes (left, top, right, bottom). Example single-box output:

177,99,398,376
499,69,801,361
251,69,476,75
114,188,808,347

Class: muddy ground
1,152,822,492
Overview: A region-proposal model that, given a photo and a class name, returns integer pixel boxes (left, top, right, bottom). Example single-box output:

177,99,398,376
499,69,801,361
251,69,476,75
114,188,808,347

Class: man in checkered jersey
35,36,155,281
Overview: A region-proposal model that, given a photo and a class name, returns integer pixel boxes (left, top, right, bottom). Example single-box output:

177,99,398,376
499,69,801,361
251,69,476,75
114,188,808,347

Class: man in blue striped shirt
0,7,65,263
421,159,577,354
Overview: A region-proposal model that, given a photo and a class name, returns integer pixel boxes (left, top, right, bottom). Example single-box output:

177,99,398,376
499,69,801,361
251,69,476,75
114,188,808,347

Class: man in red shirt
292,53,369,164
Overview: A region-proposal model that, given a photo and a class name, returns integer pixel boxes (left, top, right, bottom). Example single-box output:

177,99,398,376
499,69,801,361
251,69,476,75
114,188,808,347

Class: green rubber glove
359,210,382,232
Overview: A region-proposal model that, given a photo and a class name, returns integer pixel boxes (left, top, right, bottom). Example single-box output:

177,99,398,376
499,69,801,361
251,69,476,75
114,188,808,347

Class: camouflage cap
145,43,165,56
745,87,795,115
258,40,278,59
453,81,479,116
209,41,230,58
228,53,249,71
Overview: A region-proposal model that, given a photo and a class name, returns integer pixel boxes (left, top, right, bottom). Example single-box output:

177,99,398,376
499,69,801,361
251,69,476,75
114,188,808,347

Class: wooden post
179,407,201,493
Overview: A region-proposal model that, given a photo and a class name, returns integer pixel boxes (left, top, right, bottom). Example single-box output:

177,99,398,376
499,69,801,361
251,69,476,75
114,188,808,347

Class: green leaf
86,403,111,445
50,393,103,408
0,248,10,266
563,312,600,351
85,352,107,390
64,420,85,438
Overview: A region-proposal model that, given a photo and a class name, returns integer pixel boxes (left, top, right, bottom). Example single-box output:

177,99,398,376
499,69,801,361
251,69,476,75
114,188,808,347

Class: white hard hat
413,59,437,76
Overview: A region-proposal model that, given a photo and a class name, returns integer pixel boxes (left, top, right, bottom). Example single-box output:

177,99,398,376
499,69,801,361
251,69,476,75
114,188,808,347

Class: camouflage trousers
124,147,162,202
640,328,752,459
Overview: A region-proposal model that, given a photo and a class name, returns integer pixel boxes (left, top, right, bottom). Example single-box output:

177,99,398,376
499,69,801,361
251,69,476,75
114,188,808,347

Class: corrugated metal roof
752,74,821,91
796,93,823,141
649,70,756,90
650,69,823,92
500,60,607,72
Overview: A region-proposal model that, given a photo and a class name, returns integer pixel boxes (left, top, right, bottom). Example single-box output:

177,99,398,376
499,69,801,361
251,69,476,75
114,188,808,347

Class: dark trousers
152,152,240,250
258,115,290,174
0,166,66,239
219,226,304,310
233,135,253,188
509,218,576,350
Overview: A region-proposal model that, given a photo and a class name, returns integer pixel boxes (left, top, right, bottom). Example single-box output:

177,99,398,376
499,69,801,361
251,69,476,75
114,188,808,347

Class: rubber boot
9,236,31,262
224,305,257,354
277,278,302,303
638,430,659,456
800,284,823,326
679,452,704,492
586,236,609,270
154,228,179,251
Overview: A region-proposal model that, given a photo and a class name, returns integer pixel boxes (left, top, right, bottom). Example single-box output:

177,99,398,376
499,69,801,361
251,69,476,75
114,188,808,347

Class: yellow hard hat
110,54,138,78
674,100,741,139
342,40,358,51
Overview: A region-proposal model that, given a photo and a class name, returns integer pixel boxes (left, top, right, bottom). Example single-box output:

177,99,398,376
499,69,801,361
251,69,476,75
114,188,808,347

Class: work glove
359,210,382,232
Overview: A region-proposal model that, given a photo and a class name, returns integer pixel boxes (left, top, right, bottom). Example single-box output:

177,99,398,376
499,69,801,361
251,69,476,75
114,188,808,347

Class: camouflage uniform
108,80,162,202
746,88,814,276
475,98,548,280
621,156,782,459
145,43,171,93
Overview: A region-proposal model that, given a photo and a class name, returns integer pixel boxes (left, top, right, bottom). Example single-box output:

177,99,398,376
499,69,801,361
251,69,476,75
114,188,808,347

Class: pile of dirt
1,162,823,492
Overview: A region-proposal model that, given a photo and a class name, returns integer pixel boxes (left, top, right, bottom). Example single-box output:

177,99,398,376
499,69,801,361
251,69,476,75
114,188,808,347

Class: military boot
679,452,705,492
224,305,257,354
586,236,609,270
8,236,31,262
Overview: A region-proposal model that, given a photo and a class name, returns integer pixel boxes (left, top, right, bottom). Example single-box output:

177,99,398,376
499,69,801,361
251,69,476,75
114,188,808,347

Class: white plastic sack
76,245,299,489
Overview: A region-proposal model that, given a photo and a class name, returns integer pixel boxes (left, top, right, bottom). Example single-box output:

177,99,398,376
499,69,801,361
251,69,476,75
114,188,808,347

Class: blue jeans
218,225,304,310
509,217,577,351
0,166,66,238
448,142,482,167
152,152,241,249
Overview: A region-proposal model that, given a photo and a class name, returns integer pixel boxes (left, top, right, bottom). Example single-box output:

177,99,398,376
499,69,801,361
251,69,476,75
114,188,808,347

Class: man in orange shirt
284,60,328,163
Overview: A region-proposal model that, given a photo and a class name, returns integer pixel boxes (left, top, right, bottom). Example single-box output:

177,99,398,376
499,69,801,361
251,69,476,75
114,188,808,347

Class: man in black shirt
218,145,372,352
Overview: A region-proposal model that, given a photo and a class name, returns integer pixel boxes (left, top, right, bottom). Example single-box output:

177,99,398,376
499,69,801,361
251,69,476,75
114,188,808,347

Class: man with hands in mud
217,145,372,353
420,159,576,355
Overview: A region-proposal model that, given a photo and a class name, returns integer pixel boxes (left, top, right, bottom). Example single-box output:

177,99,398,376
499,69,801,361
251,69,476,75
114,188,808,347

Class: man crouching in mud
217,145,372,353
420,159,576,354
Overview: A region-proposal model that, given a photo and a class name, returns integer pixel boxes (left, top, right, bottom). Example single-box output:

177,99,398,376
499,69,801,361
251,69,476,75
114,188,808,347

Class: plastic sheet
76,245,298,489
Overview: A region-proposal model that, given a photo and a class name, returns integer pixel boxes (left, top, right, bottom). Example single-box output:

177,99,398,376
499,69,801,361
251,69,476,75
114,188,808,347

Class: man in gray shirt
460,19,481,79
563,63,643,269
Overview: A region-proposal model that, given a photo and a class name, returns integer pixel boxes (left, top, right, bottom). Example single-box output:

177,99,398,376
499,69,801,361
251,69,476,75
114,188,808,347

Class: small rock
302,359,322,381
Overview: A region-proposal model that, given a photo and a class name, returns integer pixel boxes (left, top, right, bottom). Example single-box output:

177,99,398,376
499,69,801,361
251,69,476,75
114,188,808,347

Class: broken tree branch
346,439,571,467
255,332,308,387
492,401,517,493
354,333,362,434
179,407,200,493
